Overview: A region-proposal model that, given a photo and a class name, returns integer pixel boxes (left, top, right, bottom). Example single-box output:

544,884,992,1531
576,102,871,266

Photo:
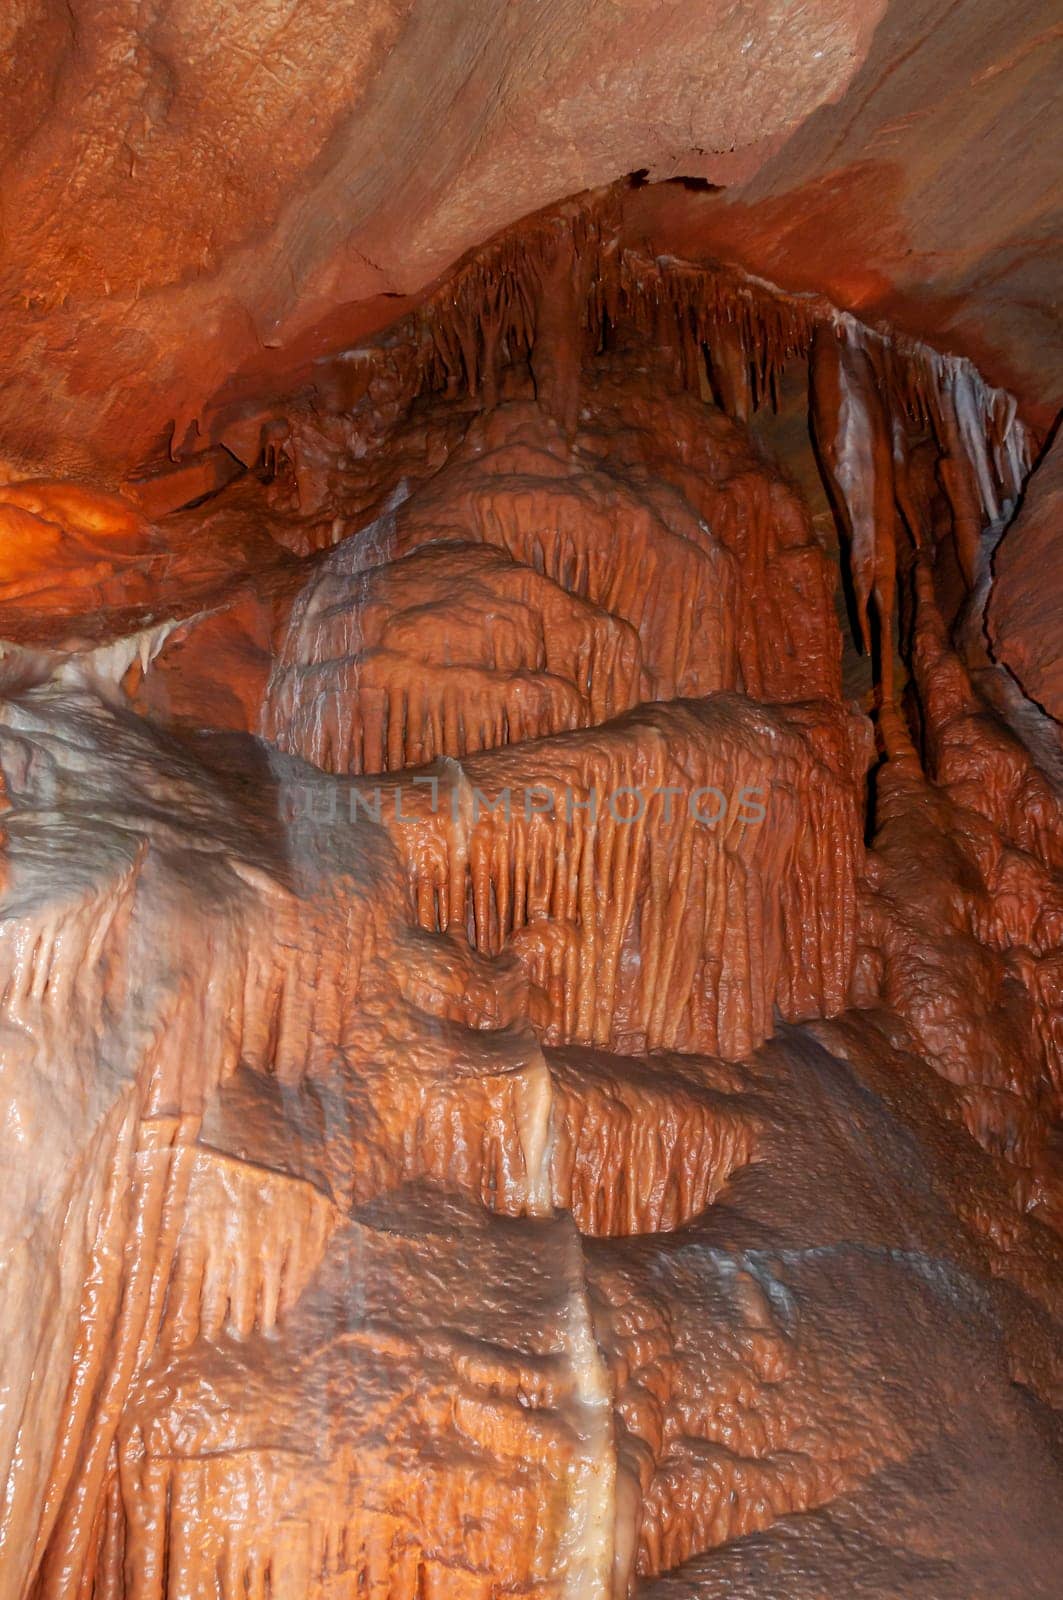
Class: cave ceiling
1,0,1058,479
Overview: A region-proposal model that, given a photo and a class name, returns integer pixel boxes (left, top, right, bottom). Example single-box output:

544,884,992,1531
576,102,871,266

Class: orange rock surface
0,193,1061,1600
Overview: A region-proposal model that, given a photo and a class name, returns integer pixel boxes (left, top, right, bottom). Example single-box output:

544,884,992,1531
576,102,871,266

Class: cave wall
1,213,1061,1592
0,5,1061,1597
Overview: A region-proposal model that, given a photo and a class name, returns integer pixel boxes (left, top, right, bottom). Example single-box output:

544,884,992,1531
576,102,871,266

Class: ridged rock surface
0,235,1060,1598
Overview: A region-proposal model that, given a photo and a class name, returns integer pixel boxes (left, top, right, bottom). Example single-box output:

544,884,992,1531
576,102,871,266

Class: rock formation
0,14,1061,1600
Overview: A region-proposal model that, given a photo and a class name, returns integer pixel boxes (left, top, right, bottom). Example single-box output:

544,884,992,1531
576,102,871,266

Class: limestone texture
1,196,1061,1595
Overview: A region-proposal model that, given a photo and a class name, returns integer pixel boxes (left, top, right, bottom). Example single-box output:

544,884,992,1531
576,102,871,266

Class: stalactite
380,695,866,1062
3,185,1058,1600
268,194,1035,728
809,321,899,702
547,1048,755,1235
260,540,647,773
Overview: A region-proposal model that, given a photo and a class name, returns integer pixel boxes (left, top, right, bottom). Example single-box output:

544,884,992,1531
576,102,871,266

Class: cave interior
1,8,1062,1599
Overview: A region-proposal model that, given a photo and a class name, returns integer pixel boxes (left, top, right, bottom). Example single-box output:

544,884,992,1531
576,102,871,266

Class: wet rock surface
0,220,1061,1596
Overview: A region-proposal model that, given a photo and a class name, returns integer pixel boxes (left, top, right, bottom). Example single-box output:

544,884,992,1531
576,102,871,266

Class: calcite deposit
0,141,1061,1600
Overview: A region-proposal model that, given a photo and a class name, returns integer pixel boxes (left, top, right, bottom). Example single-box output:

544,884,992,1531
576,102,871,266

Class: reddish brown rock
989,433,1063,723
1,1,1059,480
1,184,1062,1600
0,0,887,476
